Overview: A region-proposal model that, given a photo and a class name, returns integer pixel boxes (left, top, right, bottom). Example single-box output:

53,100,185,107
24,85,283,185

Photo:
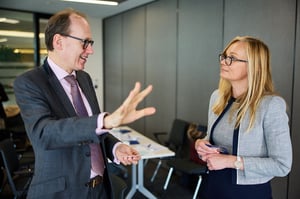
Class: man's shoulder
14,66,47,90
16,66,45,81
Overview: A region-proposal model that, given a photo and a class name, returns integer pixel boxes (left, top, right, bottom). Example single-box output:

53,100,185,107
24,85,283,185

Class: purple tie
65,75,104,176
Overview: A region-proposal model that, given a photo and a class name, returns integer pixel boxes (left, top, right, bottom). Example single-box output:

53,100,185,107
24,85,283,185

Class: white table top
109,126,175,160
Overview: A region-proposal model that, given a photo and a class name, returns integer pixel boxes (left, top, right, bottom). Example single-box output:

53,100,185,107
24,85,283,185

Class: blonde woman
195,36,292,198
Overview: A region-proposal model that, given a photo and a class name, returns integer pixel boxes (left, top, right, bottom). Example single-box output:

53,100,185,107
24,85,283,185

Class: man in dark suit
13,8,156,199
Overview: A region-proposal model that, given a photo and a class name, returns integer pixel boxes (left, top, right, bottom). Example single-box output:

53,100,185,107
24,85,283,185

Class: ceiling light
0,30,45,38
0,38,8,43
0,18,20,24
61,0,119,6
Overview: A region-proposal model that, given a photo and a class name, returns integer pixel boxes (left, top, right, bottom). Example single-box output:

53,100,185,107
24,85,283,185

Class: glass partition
0,9,49,106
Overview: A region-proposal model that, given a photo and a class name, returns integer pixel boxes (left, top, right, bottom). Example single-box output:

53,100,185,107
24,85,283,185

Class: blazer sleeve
242,96,292,181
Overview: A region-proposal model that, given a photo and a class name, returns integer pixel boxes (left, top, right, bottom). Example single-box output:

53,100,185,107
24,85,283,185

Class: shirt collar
47,57,76,80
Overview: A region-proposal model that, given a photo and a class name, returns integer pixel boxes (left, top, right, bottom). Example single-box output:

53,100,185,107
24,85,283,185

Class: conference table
110,126,175,199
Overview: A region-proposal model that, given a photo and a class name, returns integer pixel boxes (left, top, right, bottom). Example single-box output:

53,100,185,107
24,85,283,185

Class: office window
0,9,48,106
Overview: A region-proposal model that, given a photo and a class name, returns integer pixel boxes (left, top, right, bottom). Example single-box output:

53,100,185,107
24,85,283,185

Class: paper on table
110,129,139,141
145,143,164,151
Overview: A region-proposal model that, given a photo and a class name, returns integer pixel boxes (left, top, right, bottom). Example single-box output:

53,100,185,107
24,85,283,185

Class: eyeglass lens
219,54,247,66
83,40,94,49
219,54,232,66
61,34,94,49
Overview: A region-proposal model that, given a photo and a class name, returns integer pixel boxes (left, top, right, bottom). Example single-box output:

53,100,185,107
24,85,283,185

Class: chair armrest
14,168,34,176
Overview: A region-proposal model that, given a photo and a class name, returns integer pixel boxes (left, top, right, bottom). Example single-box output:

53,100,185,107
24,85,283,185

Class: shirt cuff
95,112,110,135
112,142,122,164
96,112,121,164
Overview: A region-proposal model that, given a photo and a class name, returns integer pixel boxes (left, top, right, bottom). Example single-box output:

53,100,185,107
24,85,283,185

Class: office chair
4,109,32,153
110,173,127,199
0,105,33,159
162,124,208,199
0,139,33,199
163,159,207,199
0,127,34,167
150,118,190,182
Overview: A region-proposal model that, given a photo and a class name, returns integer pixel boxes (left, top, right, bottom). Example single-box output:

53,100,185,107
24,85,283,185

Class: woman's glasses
219,54,248,66
61,34,94,49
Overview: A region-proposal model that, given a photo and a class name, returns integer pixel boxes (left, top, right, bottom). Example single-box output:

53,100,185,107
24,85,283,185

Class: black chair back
0,139,33,198
168,119,190,157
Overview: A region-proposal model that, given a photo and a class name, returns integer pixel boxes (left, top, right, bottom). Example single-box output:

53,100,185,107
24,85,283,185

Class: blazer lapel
76,72,100,114
42,59,100,116
42,61,77,117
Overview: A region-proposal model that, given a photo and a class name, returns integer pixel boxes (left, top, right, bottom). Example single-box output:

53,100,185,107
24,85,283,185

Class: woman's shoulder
210,89,219,100
261,94,286,105
260,94,287,112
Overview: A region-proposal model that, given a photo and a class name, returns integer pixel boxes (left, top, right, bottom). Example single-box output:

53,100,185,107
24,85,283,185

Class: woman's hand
205,154,237,170
195,139,219,161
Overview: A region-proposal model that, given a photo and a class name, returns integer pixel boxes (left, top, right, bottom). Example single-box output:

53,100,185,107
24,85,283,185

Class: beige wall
85,17,104,111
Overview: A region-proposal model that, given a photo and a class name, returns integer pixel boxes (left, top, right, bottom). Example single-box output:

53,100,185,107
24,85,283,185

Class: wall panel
144,0,178,137
122,7,146,132
104,15,123,112
223,0,295,106
177,0,223,125
289,0,300,198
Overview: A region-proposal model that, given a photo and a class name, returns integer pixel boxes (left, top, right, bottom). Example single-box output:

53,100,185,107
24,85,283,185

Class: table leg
137,159,157,199
125,159,157,199
125,164,137,199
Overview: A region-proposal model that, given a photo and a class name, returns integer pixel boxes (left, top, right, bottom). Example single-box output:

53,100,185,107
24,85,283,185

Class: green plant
0,45,21,61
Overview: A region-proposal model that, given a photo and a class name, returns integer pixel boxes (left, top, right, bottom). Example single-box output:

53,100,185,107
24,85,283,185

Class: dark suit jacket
13,59,119,199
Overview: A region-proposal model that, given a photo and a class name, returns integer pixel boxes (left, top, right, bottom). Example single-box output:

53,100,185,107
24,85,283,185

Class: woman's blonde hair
212,36,275,130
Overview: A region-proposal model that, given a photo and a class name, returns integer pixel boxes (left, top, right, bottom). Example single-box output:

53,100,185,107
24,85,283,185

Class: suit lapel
42,59,100,116
43,61,77,117
76,72,100,114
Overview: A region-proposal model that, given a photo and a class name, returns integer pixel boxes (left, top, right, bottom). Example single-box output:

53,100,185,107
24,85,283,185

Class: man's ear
53,34,63,50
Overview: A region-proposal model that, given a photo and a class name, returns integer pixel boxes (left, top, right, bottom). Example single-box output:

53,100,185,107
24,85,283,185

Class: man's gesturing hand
104,82,156,129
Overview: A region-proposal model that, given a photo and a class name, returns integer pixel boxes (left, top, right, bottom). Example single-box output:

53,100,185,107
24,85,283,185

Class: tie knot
65,75,77,86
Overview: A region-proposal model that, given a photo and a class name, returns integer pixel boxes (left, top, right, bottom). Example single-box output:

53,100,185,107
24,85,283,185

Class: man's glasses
219,54,248,66
61,34,94,49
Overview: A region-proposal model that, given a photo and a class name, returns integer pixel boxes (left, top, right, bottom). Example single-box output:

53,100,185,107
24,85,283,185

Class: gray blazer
14,59,119,198
207,90,292,185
